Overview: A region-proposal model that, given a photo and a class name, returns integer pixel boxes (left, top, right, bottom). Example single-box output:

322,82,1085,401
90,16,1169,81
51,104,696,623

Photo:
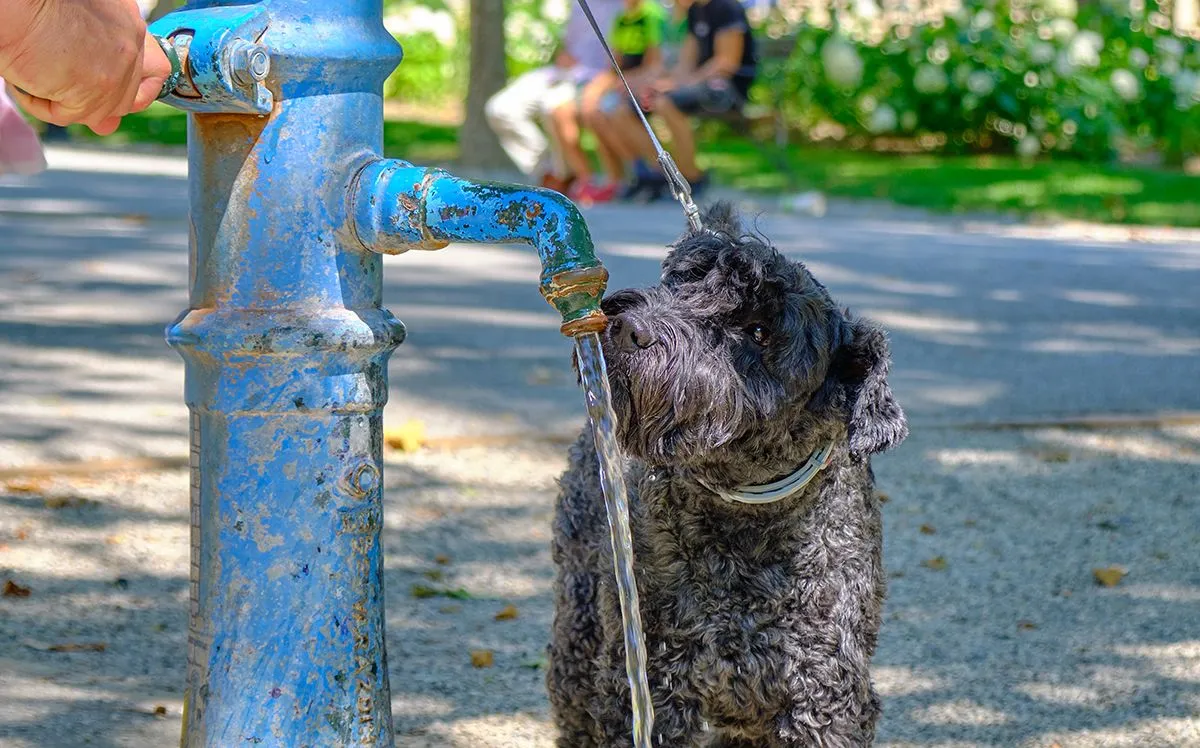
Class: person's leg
550,99,592,186
655,80,742,191
484,67,556,177
585,94,635,185
537,79,585,188
580,79,626,185
657,87,708,182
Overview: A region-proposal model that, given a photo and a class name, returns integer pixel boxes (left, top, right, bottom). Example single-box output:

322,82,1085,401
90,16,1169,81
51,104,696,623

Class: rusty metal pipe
352,160,609,337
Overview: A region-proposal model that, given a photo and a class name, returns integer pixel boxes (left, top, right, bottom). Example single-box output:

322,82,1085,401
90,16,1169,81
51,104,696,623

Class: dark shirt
686,0,757,97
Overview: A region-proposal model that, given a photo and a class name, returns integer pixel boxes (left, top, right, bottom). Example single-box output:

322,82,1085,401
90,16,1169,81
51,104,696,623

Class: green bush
381,0,566,104
771,0,1200,162
385,30,463,102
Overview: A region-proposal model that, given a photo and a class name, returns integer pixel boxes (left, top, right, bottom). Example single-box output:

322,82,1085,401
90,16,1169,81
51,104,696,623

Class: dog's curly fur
547,203,908,747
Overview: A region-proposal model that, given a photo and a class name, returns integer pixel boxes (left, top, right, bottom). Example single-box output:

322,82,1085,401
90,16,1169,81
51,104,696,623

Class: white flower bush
1111,69,1141,102
914,64,949,94
821,37,865,89
867,104,898,133
773,0,1200,162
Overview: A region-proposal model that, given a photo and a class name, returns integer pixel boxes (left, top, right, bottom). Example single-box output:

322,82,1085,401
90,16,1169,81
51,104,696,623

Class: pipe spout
352,159,609,337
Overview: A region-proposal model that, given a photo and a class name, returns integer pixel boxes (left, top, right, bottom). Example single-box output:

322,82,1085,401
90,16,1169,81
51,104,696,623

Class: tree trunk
459,0,514,170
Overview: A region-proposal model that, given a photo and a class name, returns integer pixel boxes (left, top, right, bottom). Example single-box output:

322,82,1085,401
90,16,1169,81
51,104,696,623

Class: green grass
706,140,1200,227
61,102,461,164
63,104,1200,228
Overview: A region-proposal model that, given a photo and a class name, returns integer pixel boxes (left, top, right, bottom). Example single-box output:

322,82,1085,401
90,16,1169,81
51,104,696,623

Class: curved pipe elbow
352,159,609,336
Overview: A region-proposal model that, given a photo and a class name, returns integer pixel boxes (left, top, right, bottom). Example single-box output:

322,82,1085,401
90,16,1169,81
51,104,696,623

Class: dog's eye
748,324,771,346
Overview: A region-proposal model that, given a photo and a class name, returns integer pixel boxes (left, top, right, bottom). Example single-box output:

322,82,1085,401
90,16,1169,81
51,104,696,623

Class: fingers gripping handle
154,35,185,100
13,34,182,102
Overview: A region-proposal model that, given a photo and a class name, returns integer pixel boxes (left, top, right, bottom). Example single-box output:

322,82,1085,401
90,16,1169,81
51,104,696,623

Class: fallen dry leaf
44,496,95,510
412,583,470,600
919,524,937,535
1017,620,1038,631
14,527,30,541
3,580,31,597
22,640,106,652
921,556,948,571
526,366,555,385
153,705,167,718
5,479,48,495
875,491,890,504
105,535,124,545
434,554,451,565
48,642,107,653
411,584,439,599
384,420,426,452
1030,448,1071,463
470,650,494,668
1093,566,1127,587
494,604,519,621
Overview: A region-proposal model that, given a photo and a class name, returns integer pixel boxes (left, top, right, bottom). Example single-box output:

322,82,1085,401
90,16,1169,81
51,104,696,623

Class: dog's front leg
592,634,707,747
772,616,881,747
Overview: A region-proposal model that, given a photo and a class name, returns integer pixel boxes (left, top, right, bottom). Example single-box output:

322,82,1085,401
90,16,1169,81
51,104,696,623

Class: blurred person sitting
607,0,758,200
554,0,671,205
484,0,622,193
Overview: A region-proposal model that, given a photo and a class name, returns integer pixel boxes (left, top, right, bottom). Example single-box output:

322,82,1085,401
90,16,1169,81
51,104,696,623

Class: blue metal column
149,1,609,746
152,2,404,745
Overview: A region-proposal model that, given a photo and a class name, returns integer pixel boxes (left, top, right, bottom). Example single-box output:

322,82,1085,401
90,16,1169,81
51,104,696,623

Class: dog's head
600,202,907,478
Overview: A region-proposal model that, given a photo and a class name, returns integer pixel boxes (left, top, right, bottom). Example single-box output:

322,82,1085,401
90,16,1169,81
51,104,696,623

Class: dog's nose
612,313,658,351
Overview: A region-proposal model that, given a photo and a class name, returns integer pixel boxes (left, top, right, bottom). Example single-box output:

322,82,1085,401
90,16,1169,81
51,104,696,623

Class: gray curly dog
547,202,908,747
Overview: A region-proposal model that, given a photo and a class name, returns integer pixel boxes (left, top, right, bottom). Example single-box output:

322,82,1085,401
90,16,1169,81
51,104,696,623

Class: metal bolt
344,462,380,499
227,40,271,86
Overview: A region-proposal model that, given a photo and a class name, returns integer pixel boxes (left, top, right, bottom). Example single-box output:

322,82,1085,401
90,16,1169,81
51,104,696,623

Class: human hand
636,77,674,110
0,0,172,135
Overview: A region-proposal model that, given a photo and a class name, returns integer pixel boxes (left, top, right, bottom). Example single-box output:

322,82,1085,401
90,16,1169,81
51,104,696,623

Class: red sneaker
569,180,620,206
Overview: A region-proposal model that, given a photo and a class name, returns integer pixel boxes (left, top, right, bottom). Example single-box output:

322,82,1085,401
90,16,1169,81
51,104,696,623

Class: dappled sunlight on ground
2,151,1200,746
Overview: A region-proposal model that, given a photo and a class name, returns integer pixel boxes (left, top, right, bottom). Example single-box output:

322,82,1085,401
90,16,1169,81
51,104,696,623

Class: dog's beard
604,336,748,466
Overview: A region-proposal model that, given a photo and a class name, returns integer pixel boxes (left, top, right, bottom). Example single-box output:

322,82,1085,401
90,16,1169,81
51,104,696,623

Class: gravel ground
3,147,1199,746
2,424,1197,747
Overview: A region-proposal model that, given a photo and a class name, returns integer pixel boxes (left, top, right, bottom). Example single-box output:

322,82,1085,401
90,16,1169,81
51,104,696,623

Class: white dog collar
698,442,836,505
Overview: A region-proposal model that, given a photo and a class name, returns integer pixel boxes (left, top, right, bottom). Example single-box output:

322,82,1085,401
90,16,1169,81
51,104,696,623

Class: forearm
685,56,738,85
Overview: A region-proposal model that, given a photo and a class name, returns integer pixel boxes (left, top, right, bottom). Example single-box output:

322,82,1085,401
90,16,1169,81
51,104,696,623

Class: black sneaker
620,163,668,203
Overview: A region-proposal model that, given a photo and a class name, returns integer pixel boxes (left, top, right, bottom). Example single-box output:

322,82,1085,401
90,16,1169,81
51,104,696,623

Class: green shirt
610,1,668,68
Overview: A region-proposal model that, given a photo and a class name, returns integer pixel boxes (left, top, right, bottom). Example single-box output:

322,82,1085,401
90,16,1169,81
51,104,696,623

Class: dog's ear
833,317,907,458
661,202,741,284
700,201,741,236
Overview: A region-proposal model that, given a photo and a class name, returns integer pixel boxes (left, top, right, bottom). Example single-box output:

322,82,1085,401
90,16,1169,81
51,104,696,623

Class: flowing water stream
573,331,655,748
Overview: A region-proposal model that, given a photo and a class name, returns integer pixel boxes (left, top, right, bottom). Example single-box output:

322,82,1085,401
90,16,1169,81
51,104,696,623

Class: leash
572,0,704,233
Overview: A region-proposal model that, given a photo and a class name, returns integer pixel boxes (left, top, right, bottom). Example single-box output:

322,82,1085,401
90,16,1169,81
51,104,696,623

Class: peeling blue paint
150,0,610,745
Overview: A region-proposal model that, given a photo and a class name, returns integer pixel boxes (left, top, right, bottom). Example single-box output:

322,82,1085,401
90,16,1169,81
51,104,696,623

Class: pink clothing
0,78,47,176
